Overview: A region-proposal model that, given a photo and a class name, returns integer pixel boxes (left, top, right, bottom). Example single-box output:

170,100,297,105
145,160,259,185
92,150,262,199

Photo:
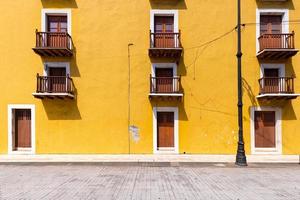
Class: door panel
157,112,174,148
254,111,276,148
15,109,31,148
264,68,279,93
49,67,67,92
260,15,282,48
47,15,68,47
155,68,173,93
154,16,174,48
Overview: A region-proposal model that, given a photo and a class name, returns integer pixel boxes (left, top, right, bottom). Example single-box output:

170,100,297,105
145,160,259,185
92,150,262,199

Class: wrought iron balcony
32,30,73,57
149,31,182,58
32,74,75,99
257,32,298,60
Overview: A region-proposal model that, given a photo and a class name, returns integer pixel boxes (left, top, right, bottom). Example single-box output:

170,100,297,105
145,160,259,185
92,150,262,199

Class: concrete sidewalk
0,154,299,164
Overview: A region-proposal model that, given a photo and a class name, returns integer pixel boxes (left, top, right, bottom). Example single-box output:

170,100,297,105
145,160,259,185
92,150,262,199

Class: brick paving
0,163,299,200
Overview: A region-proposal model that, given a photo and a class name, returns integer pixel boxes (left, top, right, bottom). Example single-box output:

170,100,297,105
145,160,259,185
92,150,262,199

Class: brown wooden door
47,15,68,48
264,68,279,93
260,15,282,48
155,68,173,93
49,67,66,92
157,112,174,148
14,109,31,149
255,111,276,148
154,16,174,48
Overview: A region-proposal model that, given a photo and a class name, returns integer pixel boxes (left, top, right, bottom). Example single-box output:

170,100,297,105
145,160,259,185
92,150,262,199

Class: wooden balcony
257,33,298,60
149,31,182,59
149,76,183,100
257,77,299,100
32,30,73,57
32,74,75,99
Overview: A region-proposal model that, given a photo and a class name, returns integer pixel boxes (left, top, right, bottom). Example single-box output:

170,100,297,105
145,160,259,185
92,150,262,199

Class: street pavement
0,163,299,200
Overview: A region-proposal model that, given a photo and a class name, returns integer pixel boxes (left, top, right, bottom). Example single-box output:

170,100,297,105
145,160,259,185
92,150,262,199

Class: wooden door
49,67,67,92
157,112,174,148
47,15,68,48
155,68,173,93
264,68,279,93
260,15,282,48
254,111,276,148
14,109,31,149
154,16,174,48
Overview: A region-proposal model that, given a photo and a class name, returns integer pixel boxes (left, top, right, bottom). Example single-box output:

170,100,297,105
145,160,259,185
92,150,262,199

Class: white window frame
8,104,36,155
151,63,179,95
150,9,179,33
43,62,70,76
260,63,285,93
41,9,72,35
256,9,289,53
153,107,179,154
151,63,177,77
250,106,282,155
260,63,285,78
43,62,71,93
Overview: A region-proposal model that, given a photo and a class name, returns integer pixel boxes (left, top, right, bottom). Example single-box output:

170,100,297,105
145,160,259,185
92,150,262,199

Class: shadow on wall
42,98,81,120
243,78,258,107
70,46,80,77
149,0,187,9
285,59,296,78
41,0,78,8
255,0,294,10
282,101,297,120
254,100,297,120
41,45,81,78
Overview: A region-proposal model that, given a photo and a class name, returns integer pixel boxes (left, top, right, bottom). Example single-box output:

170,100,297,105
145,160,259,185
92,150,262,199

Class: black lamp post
235,0,247,166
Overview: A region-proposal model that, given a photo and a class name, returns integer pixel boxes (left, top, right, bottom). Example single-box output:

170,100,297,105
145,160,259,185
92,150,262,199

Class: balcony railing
258,33,295,51
36,74,74,94
150,31,181,49
258,77,294,94
150,76,181,93
33,30,73,57
149,31,182,58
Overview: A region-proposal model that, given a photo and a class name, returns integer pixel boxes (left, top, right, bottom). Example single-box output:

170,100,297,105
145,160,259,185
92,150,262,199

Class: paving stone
0,164,299,200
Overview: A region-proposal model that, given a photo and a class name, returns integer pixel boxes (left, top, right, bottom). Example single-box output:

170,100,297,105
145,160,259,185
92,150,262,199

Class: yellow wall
0,0,299,154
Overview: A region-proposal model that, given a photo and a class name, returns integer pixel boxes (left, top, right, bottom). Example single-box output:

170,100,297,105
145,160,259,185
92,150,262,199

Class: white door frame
250,106,282,155
256,8,289,53
8,104,36,155
153,107,179,154
151,63,178,94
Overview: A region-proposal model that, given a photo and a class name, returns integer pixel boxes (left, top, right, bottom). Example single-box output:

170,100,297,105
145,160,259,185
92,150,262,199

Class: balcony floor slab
257,49,299,60
257,93,300,100
32,93,75,99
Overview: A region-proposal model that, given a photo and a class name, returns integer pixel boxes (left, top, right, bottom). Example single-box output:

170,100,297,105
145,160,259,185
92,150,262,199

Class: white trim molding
153,107,179,154
7,104,36,155
259,63,285,78
150,9,179,33
151,63,177,77
256,8,289,53
149,63,180,96
41,9,72,35
43,62,71,76
250,106,282,155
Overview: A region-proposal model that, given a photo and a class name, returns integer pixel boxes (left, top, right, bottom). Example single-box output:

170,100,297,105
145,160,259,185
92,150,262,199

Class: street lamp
235,0,247,166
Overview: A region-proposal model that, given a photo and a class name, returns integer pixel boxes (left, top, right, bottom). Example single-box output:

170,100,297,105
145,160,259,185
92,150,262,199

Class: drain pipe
128,43,134,154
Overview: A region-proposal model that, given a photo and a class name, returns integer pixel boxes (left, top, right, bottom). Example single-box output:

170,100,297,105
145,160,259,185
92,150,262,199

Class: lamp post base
235,141,247,166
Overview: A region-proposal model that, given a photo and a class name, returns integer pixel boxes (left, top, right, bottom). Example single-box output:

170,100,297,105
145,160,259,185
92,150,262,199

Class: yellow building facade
0,0,299,155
